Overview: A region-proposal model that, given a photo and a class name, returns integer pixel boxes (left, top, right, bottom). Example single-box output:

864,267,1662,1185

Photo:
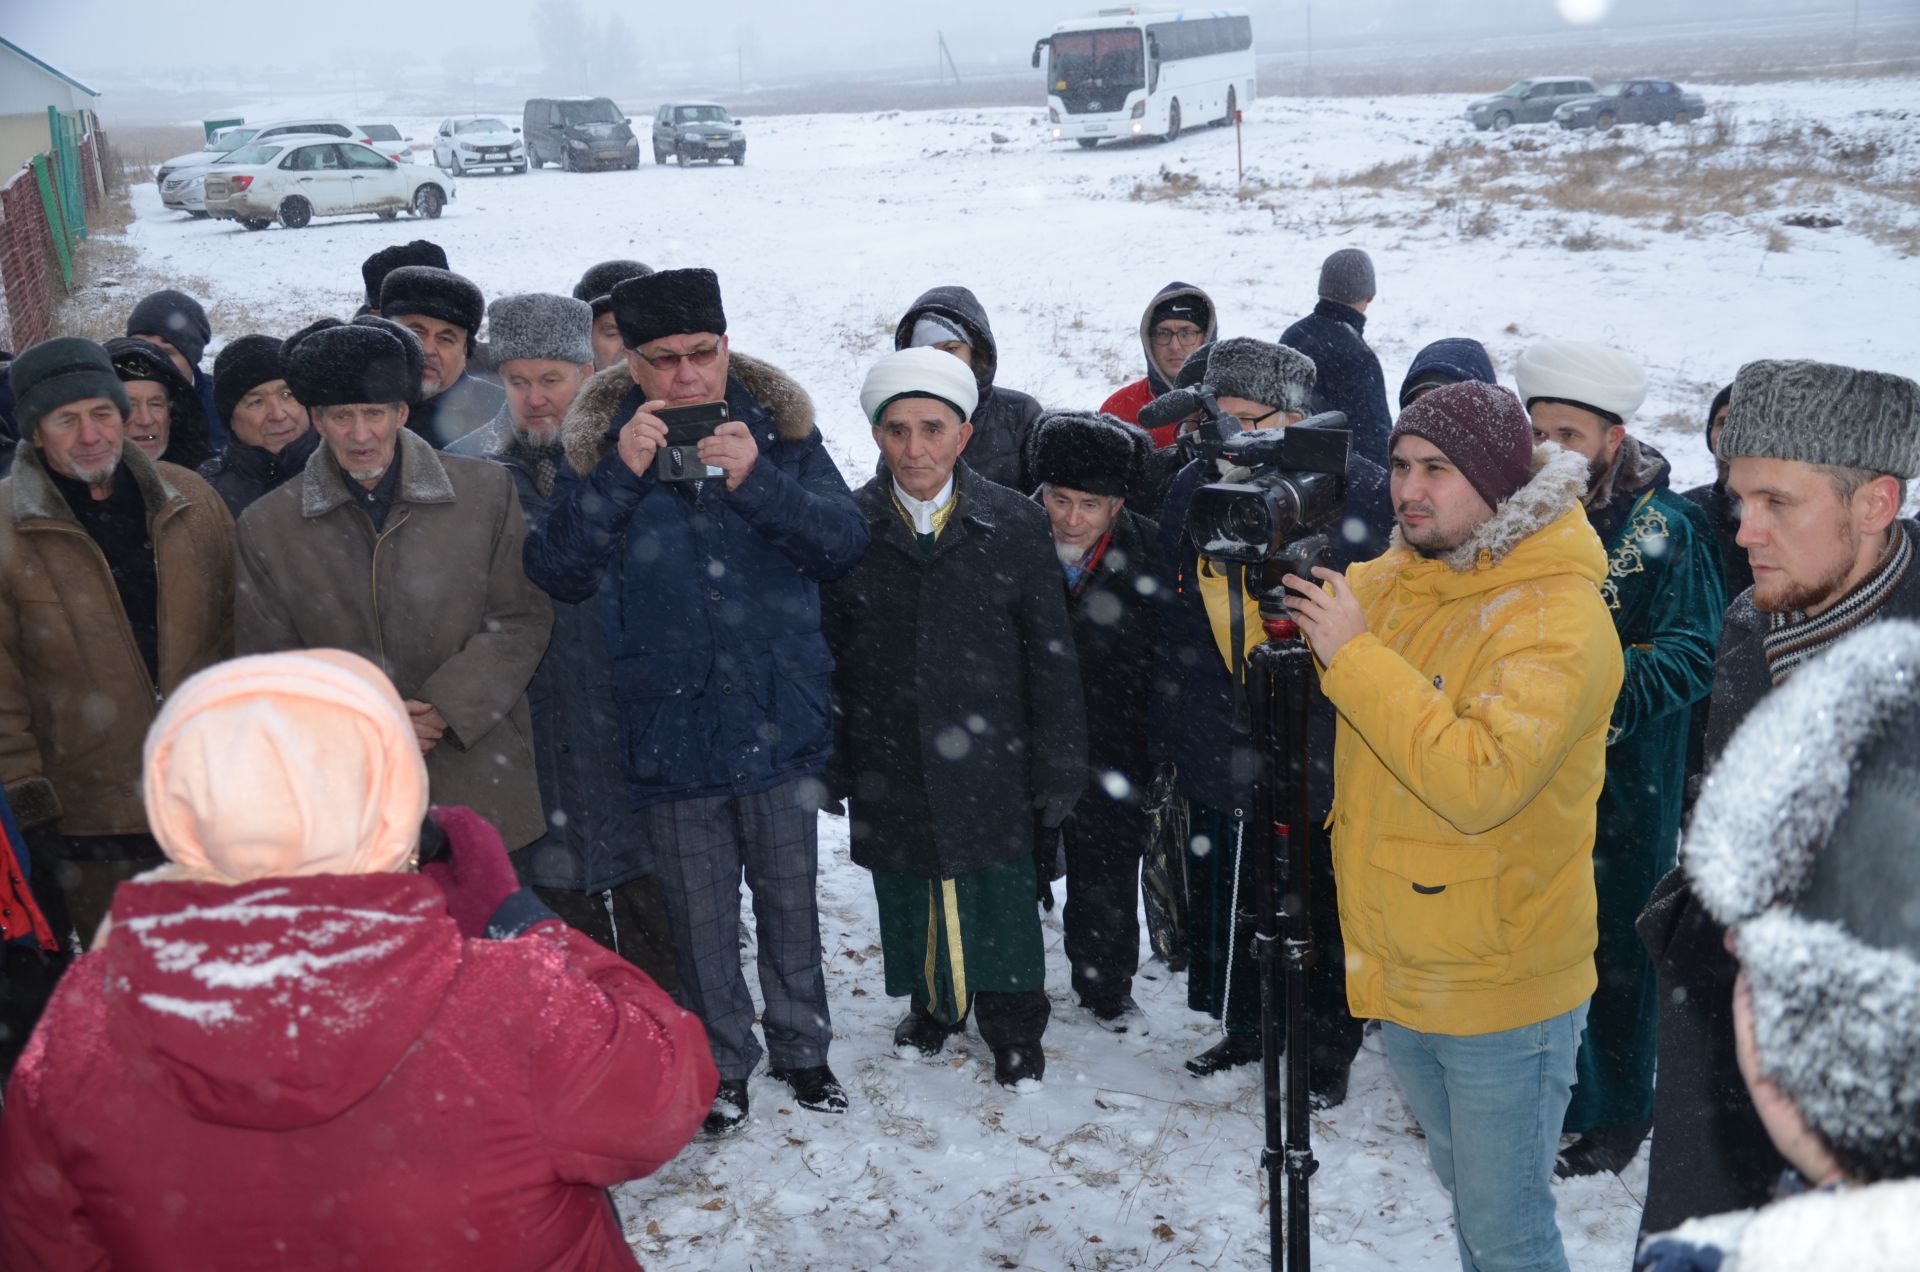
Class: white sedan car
204,137,455,231
431,116,527,175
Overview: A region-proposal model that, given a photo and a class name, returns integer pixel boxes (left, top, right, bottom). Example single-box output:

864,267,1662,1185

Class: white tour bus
1033,8,1255,148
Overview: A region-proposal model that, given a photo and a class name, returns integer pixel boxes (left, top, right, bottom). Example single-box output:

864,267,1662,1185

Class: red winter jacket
0,873,716,1270
1099,379,1182,448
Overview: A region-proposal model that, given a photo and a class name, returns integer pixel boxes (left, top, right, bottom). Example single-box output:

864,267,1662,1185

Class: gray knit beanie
1720,359,1920,479
485,293,593,367
1317,248,1376,305
1202,337,1316,415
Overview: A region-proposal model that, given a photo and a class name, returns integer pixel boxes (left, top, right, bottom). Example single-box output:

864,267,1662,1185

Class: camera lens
1226,499,1269,548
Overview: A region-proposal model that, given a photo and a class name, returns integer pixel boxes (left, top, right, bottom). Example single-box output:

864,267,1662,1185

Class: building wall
0,44,97,116
0,113,51,183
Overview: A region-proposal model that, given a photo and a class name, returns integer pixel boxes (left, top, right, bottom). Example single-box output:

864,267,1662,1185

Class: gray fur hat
1202,337,1317,415
1720,359,1920,479
1683,619,1920,1183
485,293,592,367
1318,248,1376,305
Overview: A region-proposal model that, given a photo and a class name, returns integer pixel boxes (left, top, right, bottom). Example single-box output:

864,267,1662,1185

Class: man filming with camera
1147,337,1389,1099
1283,381,1624,1272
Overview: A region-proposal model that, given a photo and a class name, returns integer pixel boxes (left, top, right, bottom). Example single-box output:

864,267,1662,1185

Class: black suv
651,104,746,167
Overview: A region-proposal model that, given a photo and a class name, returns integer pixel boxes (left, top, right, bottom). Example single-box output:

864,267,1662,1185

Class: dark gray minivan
522,97,640,171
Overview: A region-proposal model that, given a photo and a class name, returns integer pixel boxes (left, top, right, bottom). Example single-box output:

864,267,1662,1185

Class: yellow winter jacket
1319,447,1623,1036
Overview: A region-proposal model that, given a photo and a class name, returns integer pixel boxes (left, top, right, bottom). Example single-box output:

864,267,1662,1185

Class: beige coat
234,429,552,848
0,442,235,835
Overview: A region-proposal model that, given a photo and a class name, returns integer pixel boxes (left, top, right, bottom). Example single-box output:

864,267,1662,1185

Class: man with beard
380,265,505,448
1514,339,1727,1178
0,338,234,944
1636,358,1919,1239
447,294,676,987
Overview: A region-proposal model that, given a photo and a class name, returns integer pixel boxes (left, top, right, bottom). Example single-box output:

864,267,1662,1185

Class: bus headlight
1131,122,1143,134
1052,127,1062,138
1130,101,1146,119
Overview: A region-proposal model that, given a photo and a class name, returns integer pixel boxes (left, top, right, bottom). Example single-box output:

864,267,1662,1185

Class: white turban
1514,339,1649,424
860,346,979,425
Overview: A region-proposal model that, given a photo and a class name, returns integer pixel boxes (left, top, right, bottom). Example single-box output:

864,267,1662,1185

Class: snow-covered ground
106,76,1920,1270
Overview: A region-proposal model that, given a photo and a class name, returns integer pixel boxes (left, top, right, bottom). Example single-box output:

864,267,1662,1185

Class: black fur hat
1028,410,1151,499
104,336,214,469
610,267,726,351
212,334,284,425
362,240,448,309
378,265,484,340
573,259,654,319
282,317,424,409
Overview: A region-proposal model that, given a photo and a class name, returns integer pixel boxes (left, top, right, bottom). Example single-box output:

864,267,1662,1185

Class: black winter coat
1280,300,1393,479
1637,520,1920,1236
1148,450,1392,821
197,428,323,518
822,464,1088,879
893,285,1043,493
1062,506,1161,786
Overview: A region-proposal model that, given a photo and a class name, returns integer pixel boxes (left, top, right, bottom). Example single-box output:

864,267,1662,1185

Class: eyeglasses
637,342,723,372
1150,325,1205,348
1224,407,1282,430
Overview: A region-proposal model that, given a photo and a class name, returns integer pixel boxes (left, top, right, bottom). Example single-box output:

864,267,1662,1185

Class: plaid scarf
509,432,564,498
1763,527,1913,684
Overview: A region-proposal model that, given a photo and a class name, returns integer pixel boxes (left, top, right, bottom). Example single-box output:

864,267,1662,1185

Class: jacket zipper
369,507,410,670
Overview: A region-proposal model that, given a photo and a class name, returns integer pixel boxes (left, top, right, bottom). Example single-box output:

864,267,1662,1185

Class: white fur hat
860,346,979,425
1514,339,1648,424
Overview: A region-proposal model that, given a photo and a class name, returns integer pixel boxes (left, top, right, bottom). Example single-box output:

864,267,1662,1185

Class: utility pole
938,32,962,85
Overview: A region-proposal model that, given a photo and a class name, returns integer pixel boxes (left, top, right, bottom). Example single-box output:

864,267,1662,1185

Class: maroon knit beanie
1389,380,1535,510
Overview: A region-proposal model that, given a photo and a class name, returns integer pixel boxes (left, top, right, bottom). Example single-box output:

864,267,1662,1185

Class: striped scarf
1763,528,1913,683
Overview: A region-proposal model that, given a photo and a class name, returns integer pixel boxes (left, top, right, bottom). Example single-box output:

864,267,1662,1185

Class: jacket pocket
612,650,709,788
1368,836,1507,981
768,639,834,770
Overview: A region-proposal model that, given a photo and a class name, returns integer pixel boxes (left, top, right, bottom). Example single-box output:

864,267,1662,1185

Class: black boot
994,1043,1046,1088
1185,1033,1262,1077
703,1078,749,1136
1308,1063,1351,1111
1554,1120,1652,1178
893,1009,962,1058
771,1064,848,1114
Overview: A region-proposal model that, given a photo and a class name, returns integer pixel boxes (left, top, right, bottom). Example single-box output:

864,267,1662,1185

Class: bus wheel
1163,99,1181,144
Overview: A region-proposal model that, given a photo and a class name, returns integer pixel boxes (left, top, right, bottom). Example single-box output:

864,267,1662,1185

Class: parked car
651,103,747,166
1463,77,1597,131
523,97,640,171
156,127,260,216
359,123,415,163
203,137,454,231
1555,80,1706,130
432,116,528,175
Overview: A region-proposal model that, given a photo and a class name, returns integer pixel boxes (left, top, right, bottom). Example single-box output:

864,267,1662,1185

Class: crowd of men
0,238,1915,1272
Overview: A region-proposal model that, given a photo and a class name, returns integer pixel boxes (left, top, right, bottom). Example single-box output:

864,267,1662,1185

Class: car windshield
211,128,258,152
1598,83,1627,97
559,100,622,125
222,143,284,166
360,124,402,141
457,118,510,134
1049,29,1146,91
1499,81,1535,98
674,106,732,124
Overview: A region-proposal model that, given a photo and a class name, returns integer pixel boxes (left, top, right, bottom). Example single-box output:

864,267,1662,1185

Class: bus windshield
1048,29,1145,93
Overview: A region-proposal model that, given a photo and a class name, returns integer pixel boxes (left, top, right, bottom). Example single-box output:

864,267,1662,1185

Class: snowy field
108,76,1920,1271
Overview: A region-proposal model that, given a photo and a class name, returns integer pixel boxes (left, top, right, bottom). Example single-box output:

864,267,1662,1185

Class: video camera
1163,389,1352,613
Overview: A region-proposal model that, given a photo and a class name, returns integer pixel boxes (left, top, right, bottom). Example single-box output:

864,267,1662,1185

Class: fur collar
300,427,455,518
559,352,816,479
1389,443,1591,574
7,440,185,526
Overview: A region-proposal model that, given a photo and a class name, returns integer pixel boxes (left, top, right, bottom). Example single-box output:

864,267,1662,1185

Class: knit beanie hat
908,313,970,350
1719,359,1920,480
573,259,653,319
1399,337,1498,408
1683,619,1920,1182
484,293,592,367
144,650,429,884
1390,380,1536,510
125,288,212,367
1027,410,1151,499
10,336,129,439
212,335,285,425
860,346,979,425
1708,382,1734,424
362,240,448,310
1317,248,1376,305
1150,292,1212,331
282,317,424,408
610,267,727,350
1513,339,1648,425
378,265,485,339
1202,337,1317,415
